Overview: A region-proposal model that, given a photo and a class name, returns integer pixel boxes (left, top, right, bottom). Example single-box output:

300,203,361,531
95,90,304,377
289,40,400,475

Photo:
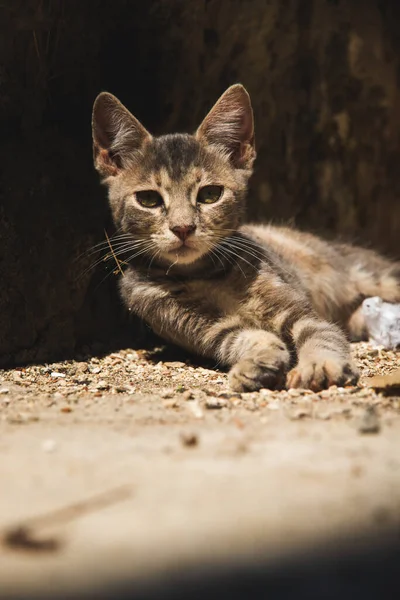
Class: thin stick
2,484,133,553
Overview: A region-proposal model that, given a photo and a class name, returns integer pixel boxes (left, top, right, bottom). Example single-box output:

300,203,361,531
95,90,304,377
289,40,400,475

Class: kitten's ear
92,92,151,178
196,84,255,169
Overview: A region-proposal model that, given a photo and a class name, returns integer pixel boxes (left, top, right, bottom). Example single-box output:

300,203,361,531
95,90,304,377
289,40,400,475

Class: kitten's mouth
168,240,196,252
163,240,204,264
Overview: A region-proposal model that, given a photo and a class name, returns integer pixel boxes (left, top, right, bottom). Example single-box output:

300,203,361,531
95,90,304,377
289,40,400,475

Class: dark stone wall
1,0,399,364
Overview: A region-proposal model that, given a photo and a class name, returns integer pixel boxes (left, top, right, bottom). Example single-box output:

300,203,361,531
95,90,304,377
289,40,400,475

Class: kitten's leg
121,275,358,392
346,250,400,303
121,277,291,392
347,305,368,342
158,313,291,393
286,317,359,391
214,324,291,392
211,299,358,392
346,260,400,341
222,314,359,393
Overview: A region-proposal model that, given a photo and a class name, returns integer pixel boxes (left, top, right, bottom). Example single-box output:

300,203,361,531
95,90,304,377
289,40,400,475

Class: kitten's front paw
229,352,288,393
286,356,359,392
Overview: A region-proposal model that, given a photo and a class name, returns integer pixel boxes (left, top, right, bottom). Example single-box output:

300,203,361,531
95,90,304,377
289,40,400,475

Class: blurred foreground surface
0,342,399,599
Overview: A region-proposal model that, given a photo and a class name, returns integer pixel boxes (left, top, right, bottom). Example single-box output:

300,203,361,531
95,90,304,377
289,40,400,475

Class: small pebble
115,385,135,394
180,432,199,447
358,406,381,434
51,372,66,379
187,400,204,419
7,414,26,424
289,410,311,420
259,388,275,397
0,387,10,394
60,406,72,413
182,390,193,401
288,389,302,397
368,349,379,358
163,399,179,409
217,392,242,400
95,381,109,390
358,388,374,397
317,412,332,421
205,397,227,409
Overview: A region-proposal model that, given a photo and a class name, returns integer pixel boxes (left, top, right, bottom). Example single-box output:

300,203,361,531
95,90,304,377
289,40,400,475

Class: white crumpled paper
362,296,400,350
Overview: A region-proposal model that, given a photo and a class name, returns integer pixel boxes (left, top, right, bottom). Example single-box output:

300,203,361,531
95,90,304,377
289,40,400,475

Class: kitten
91,85,400,392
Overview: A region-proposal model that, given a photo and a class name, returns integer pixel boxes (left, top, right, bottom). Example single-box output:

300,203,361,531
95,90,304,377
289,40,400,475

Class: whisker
213,245,247,278
78,242,140,275
77,239,152,280
215,234,294,278
232,241,294,277
147,248,161,272
212,248,231,275
77,255,114,279
125,242,158,263
205,242,226,272
92,262,128,291
221,240,265,264
217,244,257,274
207,248,219,271
85,238,148,256
105,241,151,257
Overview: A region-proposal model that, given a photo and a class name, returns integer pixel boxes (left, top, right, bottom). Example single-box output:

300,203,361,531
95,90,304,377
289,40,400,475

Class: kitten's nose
170,224,196,242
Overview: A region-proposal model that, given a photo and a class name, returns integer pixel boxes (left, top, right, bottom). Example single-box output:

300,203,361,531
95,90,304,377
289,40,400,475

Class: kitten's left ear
196,84,256,169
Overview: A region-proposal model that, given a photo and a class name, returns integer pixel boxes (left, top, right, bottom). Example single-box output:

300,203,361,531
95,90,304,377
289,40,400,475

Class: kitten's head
92,85,256,266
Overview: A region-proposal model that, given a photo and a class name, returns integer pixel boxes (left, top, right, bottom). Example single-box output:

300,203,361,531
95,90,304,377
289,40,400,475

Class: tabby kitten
92,85,400,392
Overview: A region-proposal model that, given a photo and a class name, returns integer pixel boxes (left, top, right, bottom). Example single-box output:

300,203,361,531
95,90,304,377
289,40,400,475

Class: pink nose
170,225,196,242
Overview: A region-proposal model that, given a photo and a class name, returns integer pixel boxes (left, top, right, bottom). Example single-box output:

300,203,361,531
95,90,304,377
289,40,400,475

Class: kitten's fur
92,85,400,392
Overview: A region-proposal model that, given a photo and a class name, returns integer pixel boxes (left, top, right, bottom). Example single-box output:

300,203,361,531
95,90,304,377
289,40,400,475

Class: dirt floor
0,342,399,598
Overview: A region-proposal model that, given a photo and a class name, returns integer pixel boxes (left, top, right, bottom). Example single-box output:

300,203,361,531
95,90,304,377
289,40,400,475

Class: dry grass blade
104,229,126,277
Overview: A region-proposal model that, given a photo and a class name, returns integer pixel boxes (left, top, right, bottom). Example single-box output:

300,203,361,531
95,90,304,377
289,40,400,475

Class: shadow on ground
8,532,400,600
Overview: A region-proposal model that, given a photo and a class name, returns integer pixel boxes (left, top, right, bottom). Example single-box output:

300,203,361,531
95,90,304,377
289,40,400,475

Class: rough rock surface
1,0,400,363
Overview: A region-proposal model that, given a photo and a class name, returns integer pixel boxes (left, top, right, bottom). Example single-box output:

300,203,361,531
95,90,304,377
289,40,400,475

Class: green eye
136,190,163,208
197,185,223,204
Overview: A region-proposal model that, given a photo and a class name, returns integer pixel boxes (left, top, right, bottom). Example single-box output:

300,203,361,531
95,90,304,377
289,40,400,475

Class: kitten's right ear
92,92,151,178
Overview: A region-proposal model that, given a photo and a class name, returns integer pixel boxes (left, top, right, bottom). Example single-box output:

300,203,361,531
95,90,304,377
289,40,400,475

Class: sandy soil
0,342,399,598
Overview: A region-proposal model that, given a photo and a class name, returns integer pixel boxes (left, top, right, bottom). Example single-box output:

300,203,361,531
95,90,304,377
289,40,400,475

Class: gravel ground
0,342,399,423
0,341,399,598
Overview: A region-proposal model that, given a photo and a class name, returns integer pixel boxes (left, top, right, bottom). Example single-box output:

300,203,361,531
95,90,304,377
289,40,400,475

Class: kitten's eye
136,190,163,208
197,185,223,204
